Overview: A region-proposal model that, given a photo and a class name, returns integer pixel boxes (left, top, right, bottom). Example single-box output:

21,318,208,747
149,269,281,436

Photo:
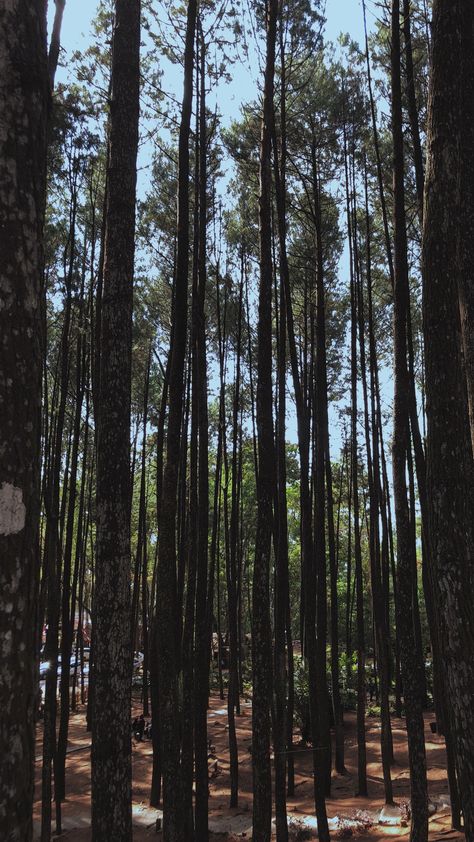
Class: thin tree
155,1,197,838
253,0,278,837
391,1,428,838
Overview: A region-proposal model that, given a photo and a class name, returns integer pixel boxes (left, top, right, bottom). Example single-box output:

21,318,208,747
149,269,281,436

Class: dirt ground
33,692,463,840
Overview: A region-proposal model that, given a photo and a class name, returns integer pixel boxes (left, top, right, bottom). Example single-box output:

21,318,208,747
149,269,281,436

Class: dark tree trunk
361,0,394,286
141,350,152,717
228,271,243,809
274,106,290,834
391,2,428,838
252,1,278,837
0,4,48,840
343,119,367,798
91,1,140,838
156,2,197,838
42,216,75,841
56,275,87,820
194,27,211,837
402,0,425,223
48,0,66,89
312,152,332,795
457,3,474,451
361,169,393,802
423,0,474,834
149,349,171,809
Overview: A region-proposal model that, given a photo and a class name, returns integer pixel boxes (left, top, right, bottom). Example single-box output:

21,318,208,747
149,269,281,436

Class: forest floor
33,692,462,841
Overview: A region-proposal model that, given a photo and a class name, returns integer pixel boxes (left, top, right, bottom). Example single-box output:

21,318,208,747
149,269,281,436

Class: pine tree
0,3,48,839
423,0,474,833
91,1,140,837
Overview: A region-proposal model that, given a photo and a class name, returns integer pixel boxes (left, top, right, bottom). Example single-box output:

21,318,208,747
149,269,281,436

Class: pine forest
1,1,474,841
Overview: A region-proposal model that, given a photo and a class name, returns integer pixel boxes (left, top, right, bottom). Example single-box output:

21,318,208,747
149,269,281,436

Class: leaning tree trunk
91,1,140,839
391,2,428,839
48,0,66,89
0,5,48,841
423,0,474,835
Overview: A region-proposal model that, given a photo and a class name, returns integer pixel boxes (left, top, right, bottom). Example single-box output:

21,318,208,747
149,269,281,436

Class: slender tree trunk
228,271,243,808
343,119,367,798
402,0,424,223
312,153,332,795
361,0,394,286
42,248,74,841
274,162,289,839
360,169,393,802
194,27,211,836
156,2,197,838
391,3,428,838
48,0,66,89
56,277,87,821
253,1,278,837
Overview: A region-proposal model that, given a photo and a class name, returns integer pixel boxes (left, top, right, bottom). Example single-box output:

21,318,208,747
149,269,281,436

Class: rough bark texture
312,160,332,797
457,3,474,452
391,3,428,839
423,0,474,834
156,2,197,839
0,3,48,840
253,1,278,837
193,29,210,832
91,1,140,839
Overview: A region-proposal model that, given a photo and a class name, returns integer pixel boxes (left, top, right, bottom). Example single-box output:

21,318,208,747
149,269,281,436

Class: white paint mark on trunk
0,482,26,535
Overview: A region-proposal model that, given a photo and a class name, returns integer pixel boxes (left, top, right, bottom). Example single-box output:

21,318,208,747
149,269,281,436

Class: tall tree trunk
0,5,48,840
228,271,243,808
361,0,394,286
457,2,474,451
156,2,197,838
41,231,74,841
423,0,474,834
312,150,332,795
194,26,211,837
344,120,367,798
91,0,140,838
56,274,87,823
402,0,424,223
274,162,289,839
360,168,393,802
391,2,428,838
253,1,278,837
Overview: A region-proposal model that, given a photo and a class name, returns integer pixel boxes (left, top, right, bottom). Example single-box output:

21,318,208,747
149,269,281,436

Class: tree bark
156,2,197,838
0,4,48,840
391,2,428,838
423,0,474,834
91,1,140,838
253,1,278,837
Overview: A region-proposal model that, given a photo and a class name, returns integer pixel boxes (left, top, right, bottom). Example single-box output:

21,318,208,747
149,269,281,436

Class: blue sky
50,1,374,104
51,1,370,52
